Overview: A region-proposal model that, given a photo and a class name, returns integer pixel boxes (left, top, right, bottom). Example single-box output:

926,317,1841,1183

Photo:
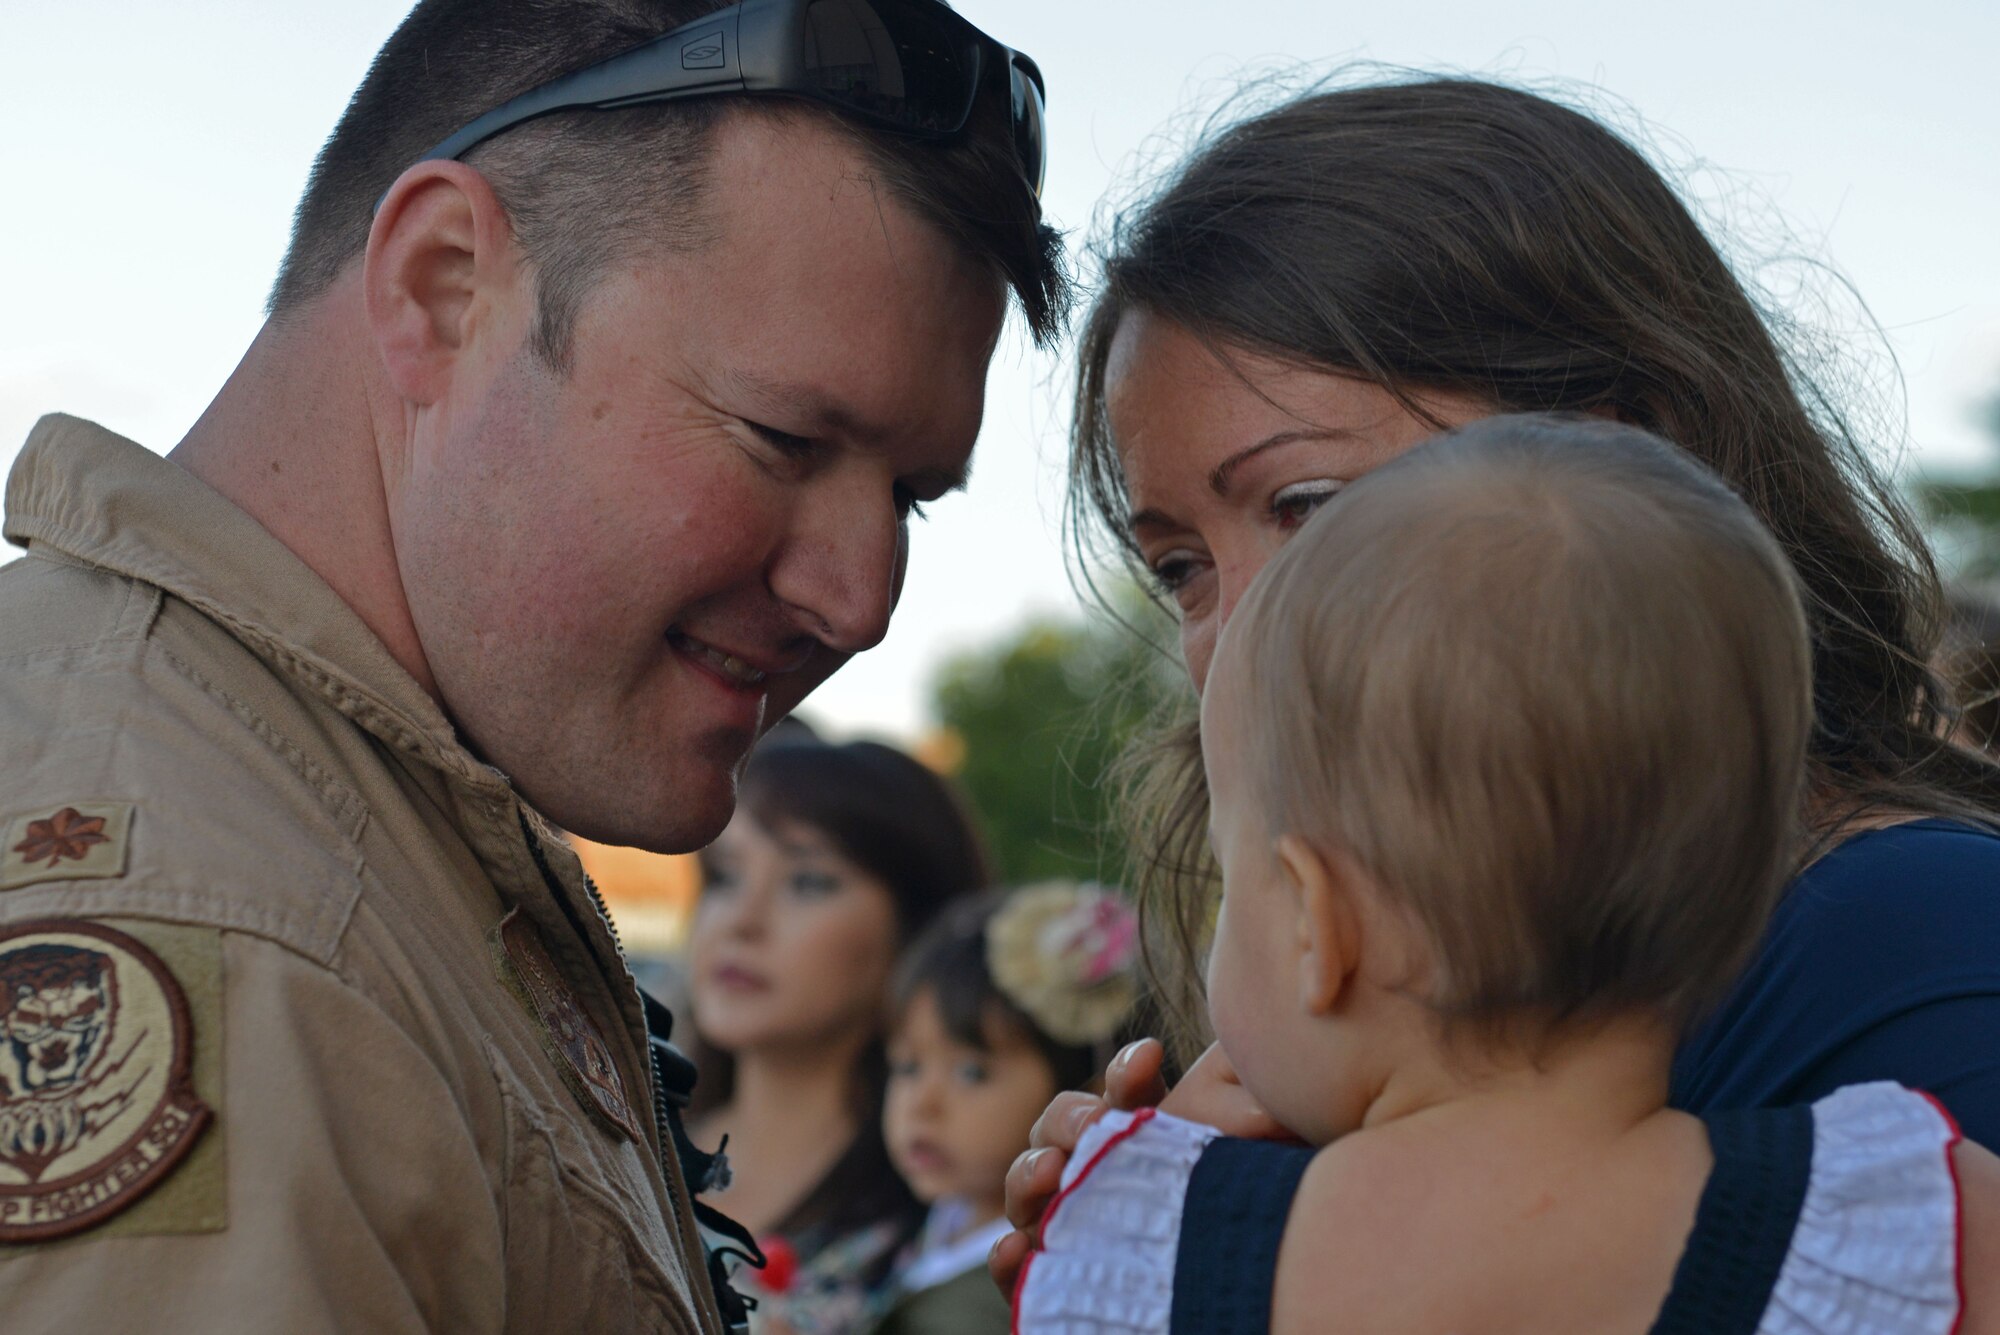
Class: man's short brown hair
1225,414,1814,1035
269,0,1066,365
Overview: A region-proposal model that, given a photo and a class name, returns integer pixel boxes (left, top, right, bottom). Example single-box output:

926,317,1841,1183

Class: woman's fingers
989,1226,1034,1295
995,1041,1182,1299
1159,1041,1298,1140
994,1144,1065,1292
1028,1090,1109,1152
1022,1041,1166,1160
1006,1144,1066,1224
1103,1037,1170,1110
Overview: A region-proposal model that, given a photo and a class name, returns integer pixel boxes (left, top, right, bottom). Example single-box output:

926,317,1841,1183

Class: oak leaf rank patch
1,803,134,891
0,920,212,1242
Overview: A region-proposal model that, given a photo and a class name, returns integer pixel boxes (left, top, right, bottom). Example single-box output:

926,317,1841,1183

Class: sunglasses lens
1010,59,1046,199
802,0,981,134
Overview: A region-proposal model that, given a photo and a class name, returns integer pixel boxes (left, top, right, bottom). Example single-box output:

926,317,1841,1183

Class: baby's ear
1276,835,1362,1017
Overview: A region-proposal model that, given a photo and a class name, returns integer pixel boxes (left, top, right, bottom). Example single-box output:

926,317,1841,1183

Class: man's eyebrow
722,367,878,438
1207,428,1359,498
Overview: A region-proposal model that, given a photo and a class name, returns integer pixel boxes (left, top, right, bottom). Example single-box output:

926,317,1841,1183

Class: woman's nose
714,884,774,939
1190,557,1264,693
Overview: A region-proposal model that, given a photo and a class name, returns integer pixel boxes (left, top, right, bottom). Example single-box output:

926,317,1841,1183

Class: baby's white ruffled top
1014,1083,1963,1335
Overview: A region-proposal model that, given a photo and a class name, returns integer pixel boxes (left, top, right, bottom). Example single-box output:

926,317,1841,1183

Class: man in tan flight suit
0,0,1061,1330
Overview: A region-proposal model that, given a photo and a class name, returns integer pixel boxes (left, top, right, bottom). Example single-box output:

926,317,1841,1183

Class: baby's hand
989,1039,1293,1295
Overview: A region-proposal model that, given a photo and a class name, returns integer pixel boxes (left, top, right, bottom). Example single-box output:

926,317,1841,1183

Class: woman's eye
1146,550,1204,597
1271,479,1344,530
953,1060,991,1085
893,483,928,523
698,864,737,894
887,1057,919,1079
789,870,841,898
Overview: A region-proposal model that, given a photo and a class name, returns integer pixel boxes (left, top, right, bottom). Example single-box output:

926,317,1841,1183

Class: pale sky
5,0,1997,740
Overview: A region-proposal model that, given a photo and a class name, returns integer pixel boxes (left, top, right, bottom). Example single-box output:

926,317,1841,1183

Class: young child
1015,415,2000,1333
874,883,1142,1335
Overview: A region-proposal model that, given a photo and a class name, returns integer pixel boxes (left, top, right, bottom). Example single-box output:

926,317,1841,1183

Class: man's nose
769,481,907,654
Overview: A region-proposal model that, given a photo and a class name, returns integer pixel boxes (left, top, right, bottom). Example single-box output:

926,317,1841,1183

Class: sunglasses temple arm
415,11,751,164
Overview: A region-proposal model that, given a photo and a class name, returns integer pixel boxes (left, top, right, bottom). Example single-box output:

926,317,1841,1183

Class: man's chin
532,758,742,855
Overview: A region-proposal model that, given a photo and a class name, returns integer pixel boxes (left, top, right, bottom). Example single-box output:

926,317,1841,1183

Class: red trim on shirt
1916,1089,1967,1335
1009,1107,1162,1335
1008,1249,1034,1335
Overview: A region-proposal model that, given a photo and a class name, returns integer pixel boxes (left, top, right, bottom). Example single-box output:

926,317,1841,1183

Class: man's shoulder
0,547,153,663
0,787,364,967
0,560,370,963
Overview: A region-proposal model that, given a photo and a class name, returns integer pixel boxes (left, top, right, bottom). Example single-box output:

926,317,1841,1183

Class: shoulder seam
150,638,370,844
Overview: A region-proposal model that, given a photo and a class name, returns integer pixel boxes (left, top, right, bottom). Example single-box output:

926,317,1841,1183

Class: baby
1015,415,2000,1333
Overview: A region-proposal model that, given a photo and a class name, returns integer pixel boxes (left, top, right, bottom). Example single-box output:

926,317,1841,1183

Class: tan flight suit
0,415,724,1334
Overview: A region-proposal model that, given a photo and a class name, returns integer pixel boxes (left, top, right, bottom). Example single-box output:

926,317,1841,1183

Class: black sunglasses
408,0,1045,201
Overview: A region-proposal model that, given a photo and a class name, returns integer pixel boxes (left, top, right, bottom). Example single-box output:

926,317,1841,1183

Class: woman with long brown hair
994,74,2000,1286
686,736,989,1333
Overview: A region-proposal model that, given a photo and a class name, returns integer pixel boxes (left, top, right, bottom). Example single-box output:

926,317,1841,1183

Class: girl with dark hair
872,884,1142,1335
995,73,2000,1290
687,737,989,1334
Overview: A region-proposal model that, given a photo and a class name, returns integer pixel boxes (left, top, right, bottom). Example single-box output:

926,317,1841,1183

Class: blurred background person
687,738,990,1334
873,882,1143,1334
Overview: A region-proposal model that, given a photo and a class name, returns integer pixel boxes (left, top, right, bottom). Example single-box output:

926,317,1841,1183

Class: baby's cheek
1210,965,1294,1120
1205,969,1260,1082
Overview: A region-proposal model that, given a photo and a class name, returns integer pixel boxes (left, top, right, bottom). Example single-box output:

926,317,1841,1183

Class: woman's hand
988,1039,1292,1293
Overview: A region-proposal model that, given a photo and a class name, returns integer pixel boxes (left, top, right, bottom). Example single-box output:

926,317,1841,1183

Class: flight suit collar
5,414,720,1327
4,413,506,800
2,415,660,1145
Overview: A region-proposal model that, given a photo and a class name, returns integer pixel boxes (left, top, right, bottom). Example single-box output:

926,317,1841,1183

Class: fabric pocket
488,1043,701,1335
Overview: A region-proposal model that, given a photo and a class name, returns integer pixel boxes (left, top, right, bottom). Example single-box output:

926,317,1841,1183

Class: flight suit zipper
518,816,729,1335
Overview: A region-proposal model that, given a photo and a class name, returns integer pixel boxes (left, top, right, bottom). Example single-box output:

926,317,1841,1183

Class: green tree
1916,386,2000,579
931,596,1182,885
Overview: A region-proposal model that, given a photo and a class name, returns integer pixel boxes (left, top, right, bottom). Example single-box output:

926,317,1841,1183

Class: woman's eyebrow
1207,427,1359,497
773,831,833,860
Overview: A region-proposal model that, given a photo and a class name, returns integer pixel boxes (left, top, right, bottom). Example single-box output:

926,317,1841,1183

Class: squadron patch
2,803,135,892
0,920,212,1242
495,910,642,1141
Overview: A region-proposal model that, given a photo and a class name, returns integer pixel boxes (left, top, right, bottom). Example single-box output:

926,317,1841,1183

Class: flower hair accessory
986,882,1141,1046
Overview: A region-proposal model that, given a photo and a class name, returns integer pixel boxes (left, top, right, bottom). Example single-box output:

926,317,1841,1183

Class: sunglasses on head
408,0,1046,202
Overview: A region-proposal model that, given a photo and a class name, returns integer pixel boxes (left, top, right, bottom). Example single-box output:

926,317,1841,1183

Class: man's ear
364,160,523,406
1276,834,1361,1016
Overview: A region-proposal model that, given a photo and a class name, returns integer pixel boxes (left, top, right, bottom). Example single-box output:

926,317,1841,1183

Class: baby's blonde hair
1223,414,1813,1034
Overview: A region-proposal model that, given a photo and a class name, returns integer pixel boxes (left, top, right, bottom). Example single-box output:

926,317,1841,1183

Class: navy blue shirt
1672,819,2000,1148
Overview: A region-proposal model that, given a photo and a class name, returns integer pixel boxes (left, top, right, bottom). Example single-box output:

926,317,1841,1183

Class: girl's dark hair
1067,76,2000,1045
689,735,991,1245
890,892,1108,1094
